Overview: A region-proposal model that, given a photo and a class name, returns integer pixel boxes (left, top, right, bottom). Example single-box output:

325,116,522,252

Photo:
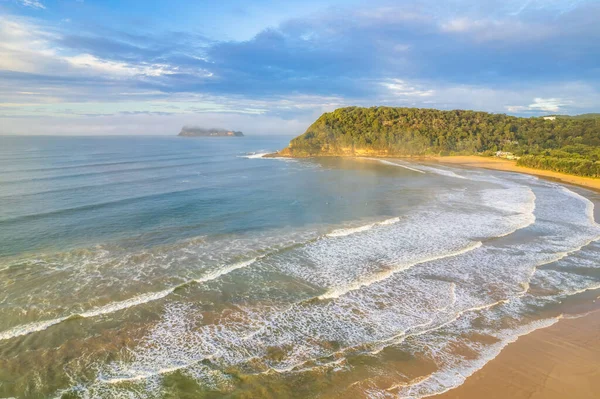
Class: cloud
507,97,571,113
17,0,45,9
0,0,599,135
382,79,434,98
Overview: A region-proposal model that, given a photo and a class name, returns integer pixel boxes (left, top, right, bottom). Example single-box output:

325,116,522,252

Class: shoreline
435,308,600,399
417,156,600,398
430,155,600,193
267,153,600,193
268,152,600,398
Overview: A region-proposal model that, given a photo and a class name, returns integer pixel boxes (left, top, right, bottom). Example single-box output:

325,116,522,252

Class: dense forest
279,107,600,177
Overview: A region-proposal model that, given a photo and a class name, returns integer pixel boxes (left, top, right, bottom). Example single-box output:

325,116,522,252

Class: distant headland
178,126,244,137
272,106,600,178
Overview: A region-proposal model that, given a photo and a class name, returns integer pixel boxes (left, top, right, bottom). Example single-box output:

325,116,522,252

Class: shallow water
0,136,599,398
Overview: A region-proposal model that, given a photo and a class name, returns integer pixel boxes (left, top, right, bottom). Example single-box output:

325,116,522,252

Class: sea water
0,135,599,398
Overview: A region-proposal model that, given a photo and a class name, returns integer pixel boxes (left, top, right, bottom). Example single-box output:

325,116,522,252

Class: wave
239,152,271,159
194,258,260,283
319,241,483,299
367,158,469,180
372,159,426,174
0,186,226,224
560,186,597,224
393,316,563,399
0,159,216,186
412,164,468,179
0,289,174,342
0,257,261,342
326,217,400,238
0,154,205,175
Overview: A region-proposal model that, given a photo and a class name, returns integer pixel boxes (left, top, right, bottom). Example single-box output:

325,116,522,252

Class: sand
435,309,600,399
429,155,600,399
431,155,600,192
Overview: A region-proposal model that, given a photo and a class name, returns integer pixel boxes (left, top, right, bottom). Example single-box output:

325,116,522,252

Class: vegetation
549,113,600,120
279,106,600,177
516,145,600,177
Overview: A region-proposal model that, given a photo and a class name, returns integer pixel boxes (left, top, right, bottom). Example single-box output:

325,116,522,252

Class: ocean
0,135,599,398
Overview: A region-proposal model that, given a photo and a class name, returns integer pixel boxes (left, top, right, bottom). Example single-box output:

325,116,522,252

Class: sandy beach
432,155,600,193
436,308,600,399
429,155,600,399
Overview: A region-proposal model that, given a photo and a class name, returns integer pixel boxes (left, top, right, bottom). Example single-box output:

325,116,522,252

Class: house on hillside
543,116,557,121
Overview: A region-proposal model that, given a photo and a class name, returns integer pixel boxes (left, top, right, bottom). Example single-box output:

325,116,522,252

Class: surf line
362,157,426,174
0,257,264,342
326,217,400,238
319,241,483,300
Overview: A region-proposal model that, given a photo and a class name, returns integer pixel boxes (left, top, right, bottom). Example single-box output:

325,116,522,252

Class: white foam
0,317,68,341
393,316,562,399
194,257,260,283
80,289,175,318
319,241,482,300
326,217,400,238
0,258,261,342
32,166,600,398
560,186,597,225
373,159,426,174
410,164,468,179
239,152,270,159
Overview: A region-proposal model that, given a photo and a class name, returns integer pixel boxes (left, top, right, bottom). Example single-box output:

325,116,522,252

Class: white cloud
440,17,552,42
63,54,177,77
382,79,434,97
18,0,45,9
527,97,569,112
507,97,572,113
0,16,180,78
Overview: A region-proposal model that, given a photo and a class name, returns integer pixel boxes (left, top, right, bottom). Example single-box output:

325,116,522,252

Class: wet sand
430,155,600,399
432,156,600,193
436,308,600,399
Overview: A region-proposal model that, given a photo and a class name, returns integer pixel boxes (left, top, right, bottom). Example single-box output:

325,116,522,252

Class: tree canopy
280,106,600,177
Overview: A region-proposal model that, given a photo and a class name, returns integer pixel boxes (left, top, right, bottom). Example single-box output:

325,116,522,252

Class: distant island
274,106,600,177
178,127,244,137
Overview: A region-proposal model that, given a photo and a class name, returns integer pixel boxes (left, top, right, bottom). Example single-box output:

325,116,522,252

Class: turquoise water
0,136,599,398
0,136,434,258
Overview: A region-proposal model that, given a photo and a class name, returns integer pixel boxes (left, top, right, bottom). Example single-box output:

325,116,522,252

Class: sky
0,0,599,135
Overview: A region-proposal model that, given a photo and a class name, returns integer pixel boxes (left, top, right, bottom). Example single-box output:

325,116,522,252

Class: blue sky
0,0,599,135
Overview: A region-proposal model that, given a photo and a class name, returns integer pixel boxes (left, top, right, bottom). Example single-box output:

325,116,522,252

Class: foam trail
0,289,174,342
0,258,261,341
326,217,400,238
0,317,68,342
394,317,563,399
367,158,426,174
412,164,468,179
194,257,259,283
80,289,175,318
560,186,597,224
319,241,483,299
240,153,270,159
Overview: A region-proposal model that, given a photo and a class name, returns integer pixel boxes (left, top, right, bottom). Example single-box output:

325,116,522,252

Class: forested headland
277,107,600,177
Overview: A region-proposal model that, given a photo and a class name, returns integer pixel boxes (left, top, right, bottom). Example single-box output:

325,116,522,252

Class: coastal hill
178,126,244,137
276,106,600,177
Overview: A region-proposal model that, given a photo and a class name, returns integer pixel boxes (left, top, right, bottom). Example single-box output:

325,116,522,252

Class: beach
432,155,600,193
436,308,600,399
2,139,599,398
430,155,600,399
